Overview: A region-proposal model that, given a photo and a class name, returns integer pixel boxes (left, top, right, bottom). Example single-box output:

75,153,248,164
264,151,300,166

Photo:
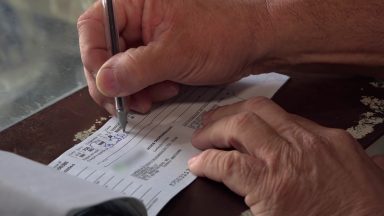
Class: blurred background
0,0,95,131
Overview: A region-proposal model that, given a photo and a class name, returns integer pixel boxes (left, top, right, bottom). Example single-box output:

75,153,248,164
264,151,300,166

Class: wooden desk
1,65,383,215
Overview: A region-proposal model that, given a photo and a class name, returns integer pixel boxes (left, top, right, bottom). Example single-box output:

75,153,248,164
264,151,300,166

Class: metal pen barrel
102,0,127,132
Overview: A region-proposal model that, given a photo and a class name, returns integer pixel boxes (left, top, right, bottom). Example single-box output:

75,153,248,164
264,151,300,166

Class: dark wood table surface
1,64,384,215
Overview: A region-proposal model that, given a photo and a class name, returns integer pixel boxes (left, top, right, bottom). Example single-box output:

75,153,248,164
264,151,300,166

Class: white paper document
49,73,289,215
0,151,146,216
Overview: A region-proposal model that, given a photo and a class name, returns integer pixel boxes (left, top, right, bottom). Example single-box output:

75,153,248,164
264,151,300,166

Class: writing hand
78,0,274,113
78,0,384,114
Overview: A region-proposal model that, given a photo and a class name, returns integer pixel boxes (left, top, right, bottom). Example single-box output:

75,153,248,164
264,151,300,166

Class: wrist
253,0,384,68
239,1,290,74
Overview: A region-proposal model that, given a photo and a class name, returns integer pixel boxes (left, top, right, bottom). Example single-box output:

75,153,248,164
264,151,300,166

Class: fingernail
129,98,151,114
188,155,198,167
164,84,180,97
96,68,120,96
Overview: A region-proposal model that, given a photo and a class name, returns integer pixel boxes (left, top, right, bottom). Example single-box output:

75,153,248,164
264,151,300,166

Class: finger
129,89,151,113
192,111,288,158
84,67,116,115
188,149,264,196
372,155,384,170
78,0,143,74
87,67,179,114
78,1,106,73
204,97,290,128
146,81,180,102
204,97,313,144
96,42,184,97
127,81,180,113
117,0,145,47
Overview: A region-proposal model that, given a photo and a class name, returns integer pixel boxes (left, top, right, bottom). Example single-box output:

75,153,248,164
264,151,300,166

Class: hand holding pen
79,2,384,216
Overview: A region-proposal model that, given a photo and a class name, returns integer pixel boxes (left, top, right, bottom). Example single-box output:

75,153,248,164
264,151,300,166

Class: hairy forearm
258,0,384,67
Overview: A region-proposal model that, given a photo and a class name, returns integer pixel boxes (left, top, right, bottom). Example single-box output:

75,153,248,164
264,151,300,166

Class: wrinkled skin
189,97,384,215
78,0,384,215
78,0,274,113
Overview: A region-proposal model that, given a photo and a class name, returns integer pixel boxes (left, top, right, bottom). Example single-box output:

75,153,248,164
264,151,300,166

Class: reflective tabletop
0,0,94,131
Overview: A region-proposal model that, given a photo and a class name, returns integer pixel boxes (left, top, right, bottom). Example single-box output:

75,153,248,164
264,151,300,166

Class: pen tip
117,110,127,133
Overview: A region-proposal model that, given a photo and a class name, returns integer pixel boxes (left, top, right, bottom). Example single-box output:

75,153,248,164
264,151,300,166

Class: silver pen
102,0,127,132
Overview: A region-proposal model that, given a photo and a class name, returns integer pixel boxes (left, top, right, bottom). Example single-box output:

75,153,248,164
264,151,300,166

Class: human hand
78,0,275,114
188,97,384,215
78,0,384,114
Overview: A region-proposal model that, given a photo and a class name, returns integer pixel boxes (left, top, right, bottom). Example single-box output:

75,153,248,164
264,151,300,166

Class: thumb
96,43,177,97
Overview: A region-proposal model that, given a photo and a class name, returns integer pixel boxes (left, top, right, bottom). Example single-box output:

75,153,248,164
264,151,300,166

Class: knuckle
225,112,257,149
270,120,319,152
220,151,243,176
292,130,320,152
275,121,299,136
327,128,358,148
299,132,319,147
77,19,92,45
77,1,100,30
222,152,258,191
276,114,303,133
228,112,255,131
77,16,103,73
198,149,216,164
76,14,87,30
199,150,251,184
77,12,93,31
